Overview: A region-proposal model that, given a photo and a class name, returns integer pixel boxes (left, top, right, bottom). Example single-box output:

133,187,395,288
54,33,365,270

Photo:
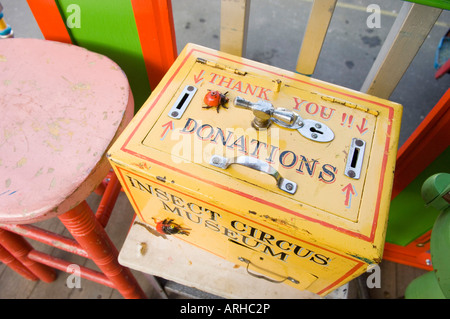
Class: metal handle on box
238,257,299,284
209,155,297,195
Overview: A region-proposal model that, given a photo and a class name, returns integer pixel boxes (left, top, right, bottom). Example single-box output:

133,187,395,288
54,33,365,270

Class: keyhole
310,127,324,135
309,123,324,140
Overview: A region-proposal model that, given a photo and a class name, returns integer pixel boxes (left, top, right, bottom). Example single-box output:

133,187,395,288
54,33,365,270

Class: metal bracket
238,257,299,284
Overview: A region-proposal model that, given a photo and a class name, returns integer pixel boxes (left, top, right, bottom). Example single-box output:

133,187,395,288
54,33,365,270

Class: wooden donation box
107,44,402,296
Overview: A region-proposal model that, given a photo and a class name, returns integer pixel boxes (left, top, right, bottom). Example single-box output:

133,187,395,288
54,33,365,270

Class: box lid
108,44,402,262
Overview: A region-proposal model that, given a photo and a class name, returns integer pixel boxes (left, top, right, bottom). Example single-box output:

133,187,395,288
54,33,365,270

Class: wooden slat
360,2,442,99
295,0,337,76
220,0,251,57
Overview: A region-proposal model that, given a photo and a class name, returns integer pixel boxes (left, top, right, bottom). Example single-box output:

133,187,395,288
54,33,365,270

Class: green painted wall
57,0,151,113
386,147,449,246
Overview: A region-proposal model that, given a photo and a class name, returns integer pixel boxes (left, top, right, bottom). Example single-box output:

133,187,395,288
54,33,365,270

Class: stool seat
0,38,133,224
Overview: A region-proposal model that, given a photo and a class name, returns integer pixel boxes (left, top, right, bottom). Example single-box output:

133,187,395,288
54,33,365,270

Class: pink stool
0,38,146,298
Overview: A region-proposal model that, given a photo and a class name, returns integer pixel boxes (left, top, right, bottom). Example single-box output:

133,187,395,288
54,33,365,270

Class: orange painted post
131,0,178,89
1,223,89,258
26,0,72,44
0,228,56,283
391,89,450,199
28,250,115,288
0,243,39,281
58,200,147,299
95,173,122,228
382,89,450,270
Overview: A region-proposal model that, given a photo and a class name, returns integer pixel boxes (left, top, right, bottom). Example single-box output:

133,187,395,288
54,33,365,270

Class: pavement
1,0,449,147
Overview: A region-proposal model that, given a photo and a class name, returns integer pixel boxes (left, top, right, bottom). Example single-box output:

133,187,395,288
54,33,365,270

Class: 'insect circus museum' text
125,174,332,267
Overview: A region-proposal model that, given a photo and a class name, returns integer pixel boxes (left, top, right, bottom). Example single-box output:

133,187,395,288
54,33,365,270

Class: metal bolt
315,123,322,129
311,133,318,139
285,183,294,191
355,139,364,147
212,156,221,165
171,111,178,117
187,86,195,91
347,170,356,178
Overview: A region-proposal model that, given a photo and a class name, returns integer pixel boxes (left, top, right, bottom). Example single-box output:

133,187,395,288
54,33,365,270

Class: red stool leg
0,228,56,282
0,242,39,281
58,200,147,299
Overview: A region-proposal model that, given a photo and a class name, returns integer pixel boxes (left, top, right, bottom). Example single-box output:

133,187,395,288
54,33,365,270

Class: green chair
405,173,450,299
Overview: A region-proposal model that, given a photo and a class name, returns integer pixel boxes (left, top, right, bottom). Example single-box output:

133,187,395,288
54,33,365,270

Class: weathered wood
295,0,337,75
220,0,251,56
360,2,442,99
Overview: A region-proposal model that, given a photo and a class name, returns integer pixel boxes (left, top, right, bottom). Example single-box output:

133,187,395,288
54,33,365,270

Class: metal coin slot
350,148,360,168
176,93,189,109
345,138,365,179
168,85,197,119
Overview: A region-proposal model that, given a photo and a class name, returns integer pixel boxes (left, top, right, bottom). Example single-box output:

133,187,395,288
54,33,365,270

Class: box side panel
114,166,367,295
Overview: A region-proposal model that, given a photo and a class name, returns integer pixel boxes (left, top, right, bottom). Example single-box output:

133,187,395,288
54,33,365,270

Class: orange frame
27,0,177,91
383,89,450,270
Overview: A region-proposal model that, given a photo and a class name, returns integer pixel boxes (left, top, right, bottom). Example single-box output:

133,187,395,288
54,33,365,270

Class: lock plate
234,96,334,143
297,119,335,143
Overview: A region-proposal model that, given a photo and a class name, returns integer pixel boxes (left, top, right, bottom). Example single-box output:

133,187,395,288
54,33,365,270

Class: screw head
311,133,318,139
285,183,294,191
171,111,179,117
347,170,356,178
212,156,221,165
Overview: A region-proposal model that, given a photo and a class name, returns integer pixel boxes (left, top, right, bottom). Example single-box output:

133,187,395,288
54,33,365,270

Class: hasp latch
233,96,334,143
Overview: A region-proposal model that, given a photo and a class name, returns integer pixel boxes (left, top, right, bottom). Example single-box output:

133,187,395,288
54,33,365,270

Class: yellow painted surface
108,43,402,296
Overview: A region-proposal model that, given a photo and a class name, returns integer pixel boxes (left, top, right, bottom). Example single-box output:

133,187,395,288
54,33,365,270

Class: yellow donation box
107,44,402,296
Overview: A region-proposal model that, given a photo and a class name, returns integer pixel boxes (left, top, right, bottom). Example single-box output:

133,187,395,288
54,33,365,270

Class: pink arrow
160,121,174,140
342,183,356,208
356,118,368,135
194,70,205,84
